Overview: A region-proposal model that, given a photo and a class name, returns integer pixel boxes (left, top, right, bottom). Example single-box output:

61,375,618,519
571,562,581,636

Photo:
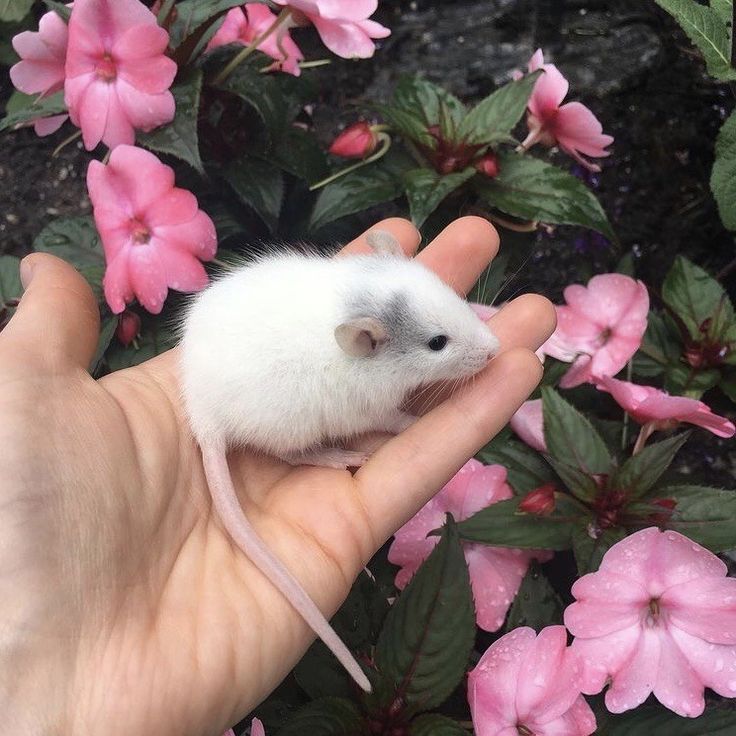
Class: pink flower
475,153,500,178
543,274,649,388
468,626,597,736
87,145,217,314
565,527,736,717
65,0,177,150
10,9,68,97
207,5,304,76
252,719,265,736
329,121,378,158
273,0,390,59
595,375,736,438
520,49,613,172
388,460,542,632
510,398,546,453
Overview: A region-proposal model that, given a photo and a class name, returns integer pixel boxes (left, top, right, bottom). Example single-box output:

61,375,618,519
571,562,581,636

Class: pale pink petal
10,60,65,95
103,250,134,314
539,697,596,736
12,29,58,63
71,0,155,44
34,114,68,136
115,79,175,132
527,48,545,72
64,72,94,126
662,577,736,645
516,627,580,723
128,245,168,314
117,55,177,96
206,8,246,50
555,101,613,158
146,189,199,228
106,144,175,212
154,211,217,260
604,626,660,713
38,10,68,57
652,630,705,717
112,23,170,60
387,501,444,588
559,354,594,388
311,16,378,58
469,627,537,728
510,399,546,452
668,626,736,699
453,461,511,518
78,80,110,150
252,718,266,736
586,336,640,381
278,0,378,21
357,18,391,38
597,527,660,580
528,64,568,118
101,85,135,149
155,246,210,293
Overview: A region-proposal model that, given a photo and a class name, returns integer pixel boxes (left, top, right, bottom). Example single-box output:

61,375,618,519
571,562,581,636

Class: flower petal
154,210,217,260
571,624,641,695
311,16,378,58
78,80,110,150
554,101,613,158
128,245,168,314
668,626,736,699
604,626,660,713
146,189,199,228
33,114,68,136
103,250,133,314
652,629,705,717
115,79,175,132
155,245,210,293
528,63,568,118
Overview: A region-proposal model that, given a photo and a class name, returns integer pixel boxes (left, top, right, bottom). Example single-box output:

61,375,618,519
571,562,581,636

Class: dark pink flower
566,527,736,717
510,398,546,452
87,145,217,314
388,460,543,632
65,0,177,150
207,5,304,76
469,626,597,736
329,121,378,158
595,375,735,438
520,49,613,172
273,0,390,59
543,274,649,388
10,9,68,97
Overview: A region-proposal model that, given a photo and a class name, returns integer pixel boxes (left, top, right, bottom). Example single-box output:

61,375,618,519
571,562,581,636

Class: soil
1,0,734,484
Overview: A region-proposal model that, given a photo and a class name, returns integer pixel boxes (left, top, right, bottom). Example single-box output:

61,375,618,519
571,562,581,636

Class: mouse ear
365,230,405,258
335,317,388,357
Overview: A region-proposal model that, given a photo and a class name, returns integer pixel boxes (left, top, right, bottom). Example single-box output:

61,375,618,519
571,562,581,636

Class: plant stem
486,213,539,232
51,129,82,158
621,359,633,450
632,423,655,455
308,133,392,191
212,8,293,86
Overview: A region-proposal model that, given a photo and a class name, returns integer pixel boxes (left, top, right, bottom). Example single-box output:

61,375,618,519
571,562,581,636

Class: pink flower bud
115,310,141,346
329,122,378,159
475,153,500,178
519,484,556,515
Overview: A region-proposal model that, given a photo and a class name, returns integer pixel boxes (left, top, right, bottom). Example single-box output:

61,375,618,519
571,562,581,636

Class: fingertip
343,218,421,256
450,215,500,259
507,293,557,347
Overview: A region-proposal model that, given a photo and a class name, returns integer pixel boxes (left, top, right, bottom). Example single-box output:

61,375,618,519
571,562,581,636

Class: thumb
1,253,100,371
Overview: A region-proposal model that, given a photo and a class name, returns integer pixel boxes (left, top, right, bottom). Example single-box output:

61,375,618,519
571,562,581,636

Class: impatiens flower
65,0,177,150
543,273,649,388
510,398,546,452
273,0,390,59
475,152,500,178
520,49,613,172
596,375,736,438
87,145,217,314
329,121,378,158
207,5,304,76
468,626,597,736
10,9,68,97
565,527,736,717
388,459,544,632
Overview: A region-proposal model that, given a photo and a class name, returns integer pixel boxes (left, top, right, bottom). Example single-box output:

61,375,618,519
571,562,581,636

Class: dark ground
1,0,735,484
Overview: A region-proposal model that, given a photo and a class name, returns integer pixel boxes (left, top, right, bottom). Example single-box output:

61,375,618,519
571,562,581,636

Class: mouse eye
427,335,448,351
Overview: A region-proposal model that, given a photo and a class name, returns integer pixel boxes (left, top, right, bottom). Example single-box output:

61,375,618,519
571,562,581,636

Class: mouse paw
284,447,370,469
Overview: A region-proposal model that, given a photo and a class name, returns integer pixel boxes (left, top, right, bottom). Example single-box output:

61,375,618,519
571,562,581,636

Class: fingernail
19,256,35,289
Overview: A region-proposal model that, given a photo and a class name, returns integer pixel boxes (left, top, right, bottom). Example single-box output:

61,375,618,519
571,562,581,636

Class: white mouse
179,231,499,692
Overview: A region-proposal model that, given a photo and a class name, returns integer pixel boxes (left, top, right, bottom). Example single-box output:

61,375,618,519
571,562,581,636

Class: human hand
0,217,555,736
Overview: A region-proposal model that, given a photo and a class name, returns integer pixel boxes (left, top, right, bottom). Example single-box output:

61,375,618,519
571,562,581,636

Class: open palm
0,217,555,736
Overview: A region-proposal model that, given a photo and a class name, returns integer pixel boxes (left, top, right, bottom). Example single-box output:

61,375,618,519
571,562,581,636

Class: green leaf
607,704,736,735
403,167,476,228
546,457,598,503
477,437,557,494
104,319,177,371
270,127,329,182
276,697,369,736
391,77,466,129
662,255,735,340
712,109,736,231
223,157,284,232
458,71,542,144
42,0,71,21
720,371,736,401
310,164,404,231
377,105,435,148
572,525,627,575
0,90,66,132
662,485,736,551
611,433,690,501
32,216,106,302
0,0,33,22
542,387,612,475
474,151,615,241
294,642,352,701
635,311,682,377
711,0,733,25
168,0,246,49
409,714,467,736
139,69,204,174
374,518,475,715
456,495,583,550
654,0,736,80
0,255,22,325
506,562,563,631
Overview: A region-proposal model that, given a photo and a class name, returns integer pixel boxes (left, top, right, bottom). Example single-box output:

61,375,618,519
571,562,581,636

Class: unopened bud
115,310,141,347
475,153,500,178
519,484,556,515
329,122,378,159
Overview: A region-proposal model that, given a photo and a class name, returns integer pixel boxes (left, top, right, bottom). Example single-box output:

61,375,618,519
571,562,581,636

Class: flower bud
329,122,378,159
475,153,500,178
116,310,141,347
518,484,556,515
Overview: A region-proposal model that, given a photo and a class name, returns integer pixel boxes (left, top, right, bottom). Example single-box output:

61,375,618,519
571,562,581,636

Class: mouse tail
201,443,372,693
